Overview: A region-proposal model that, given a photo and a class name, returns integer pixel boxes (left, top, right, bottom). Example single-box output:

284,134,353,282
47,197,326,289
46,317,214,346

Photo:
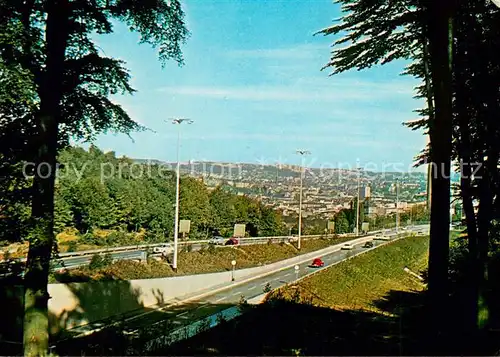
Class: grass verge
269,234,429,312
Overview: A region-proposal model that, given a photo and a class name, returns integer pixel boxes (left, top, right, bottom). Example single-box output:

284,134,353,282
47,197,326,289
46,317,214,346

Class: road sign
327,221,335,232
361,222,369,232
179,220,191,233
233,224,246,238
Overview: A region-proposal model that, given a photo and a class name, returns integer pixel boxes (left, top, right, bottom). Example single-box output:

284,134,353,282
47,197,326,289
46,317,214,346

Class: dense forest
2,145,290,248
2,144,430,250
46,145,287,243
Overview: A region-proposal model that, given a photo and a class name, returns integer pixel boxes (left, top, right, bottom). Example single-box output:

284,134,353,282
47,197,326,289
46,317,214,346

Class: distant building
360,186,371,200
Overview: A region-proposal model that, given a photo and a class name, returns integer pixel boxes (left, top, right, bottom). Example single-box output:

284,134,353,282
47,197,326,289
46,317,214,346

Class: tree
318,0,455,333
0,1,189,355
334,210,350,234
209,186,237,236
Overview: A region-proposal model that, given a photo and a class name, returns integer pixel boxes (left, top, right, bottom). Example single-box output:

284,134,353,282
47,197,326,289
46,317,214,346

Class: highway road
56,226,427,269
57,224,429,348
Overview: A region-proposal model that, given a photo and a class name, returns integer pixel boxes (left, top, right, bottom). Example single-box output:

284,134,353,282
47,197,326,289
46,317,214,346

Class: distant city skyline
87,0,427,171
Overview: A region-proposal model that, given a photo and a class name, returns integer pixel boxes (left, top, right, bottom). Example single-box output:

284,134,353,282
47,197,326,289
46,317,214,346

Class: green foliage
334,210,350,234
88,253,113,271
215,312,226,325
27,146,286,245
263,282,272,293
238,295,249,313
66,241,77,252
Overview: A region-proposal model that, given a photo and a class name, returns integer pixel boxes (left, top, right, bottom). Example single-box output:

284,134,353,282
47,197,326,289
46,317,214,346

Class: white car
208,236,226,245
153,244,173,255
341,243,355,250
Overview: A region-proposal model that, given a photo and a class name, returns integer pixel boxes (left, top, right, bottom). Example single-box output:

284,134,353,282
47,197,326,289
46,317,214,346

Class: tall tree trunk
454,7,479,333
423,0,455,337
476,158,493,330
23,1,70,356
422,36,434,213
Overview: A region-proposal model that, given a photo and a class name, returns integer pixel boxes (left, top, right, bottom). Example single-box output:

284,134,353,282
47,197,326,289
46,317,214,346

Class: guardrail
8,227,418,265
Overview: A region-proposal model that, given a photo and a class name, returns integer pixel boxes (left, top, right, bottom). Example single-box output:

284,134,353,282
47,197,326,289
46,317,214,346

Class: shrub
80,232,99,245
238,295,249,313
105,231,129,246
207,244,216,254
216,312,226,325
263,282,272,293
186,244,193,253
89,253,113,270
66,241,77,252
102,253,113,266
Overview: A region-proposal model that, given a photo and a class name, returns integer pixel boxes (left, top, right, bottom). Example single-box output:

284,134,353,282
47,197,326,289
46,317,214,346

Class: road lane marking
215,296,227,302
196,304,209,310
232,291,242,296
177,311,189,317
284,273,290,277
260,281,268,286
248,286,256,290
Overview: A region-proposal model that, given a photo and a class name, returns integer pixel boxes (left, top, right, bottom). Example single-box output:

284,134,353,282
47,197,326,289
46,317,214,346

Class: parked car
209,236,225,245
341,243,355,250
225,237,239,245
362,241,374,248
153,244,173,255
310,258,324,268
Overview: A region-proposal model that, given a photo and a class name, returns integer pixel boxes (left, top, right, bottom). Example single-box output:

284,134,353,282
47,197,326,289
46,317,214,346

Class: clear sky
91,0,427,172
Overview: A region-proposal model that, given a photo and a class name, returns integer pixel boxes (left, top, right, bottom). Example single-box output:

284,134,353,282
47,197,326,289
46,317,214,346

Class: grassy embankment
52,235,354,282
270,234,429,312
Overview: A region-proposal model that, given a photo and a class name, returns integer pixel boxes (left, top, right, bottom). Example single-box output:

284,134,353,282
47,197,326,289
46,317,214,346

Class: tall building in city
360,186,371,200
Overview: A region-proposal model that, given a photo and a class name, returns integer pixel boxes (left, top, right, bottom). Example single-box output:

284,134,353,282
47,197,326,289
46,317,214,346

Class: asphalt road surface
60,225,429,342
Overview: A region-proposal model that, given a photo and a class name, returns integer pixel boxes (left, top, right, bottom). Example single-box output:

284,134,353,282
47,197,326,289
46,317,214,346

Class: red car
225,237,239,245
310,258,324,268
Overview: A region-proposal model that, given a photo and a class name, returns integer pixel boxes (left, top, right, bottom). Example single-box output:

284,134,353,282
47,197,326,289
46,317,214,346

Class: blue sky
91,0,427,171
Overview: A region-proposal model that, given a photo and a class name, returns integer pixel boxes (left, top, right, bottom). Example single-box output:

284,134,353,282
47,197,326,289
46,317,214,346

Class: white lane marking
260,281,268,286
248,286,256,290
284,273,290,277
178,311,189,317
196,304,209,310
232,291,242,296
215,296,227,302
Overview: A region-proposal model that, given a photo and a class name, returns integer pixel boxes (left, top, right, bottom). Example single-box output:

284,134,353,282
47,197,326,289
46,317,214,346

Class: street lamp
296,150,311,250
231,260,236,281
171,118,194,272
355,167,361,236
396,178,400,232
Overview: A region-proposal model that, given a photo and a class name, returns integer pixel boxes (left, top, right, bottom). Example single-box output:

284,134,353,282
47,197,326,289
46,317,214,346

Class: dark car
362,241,374,248
310,258,324,268
225,237,239,245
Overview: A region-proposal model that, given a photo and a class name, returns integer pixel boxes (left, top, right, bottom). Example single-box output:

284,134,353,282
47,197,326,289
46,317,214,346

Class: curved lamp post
170,118,194,272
